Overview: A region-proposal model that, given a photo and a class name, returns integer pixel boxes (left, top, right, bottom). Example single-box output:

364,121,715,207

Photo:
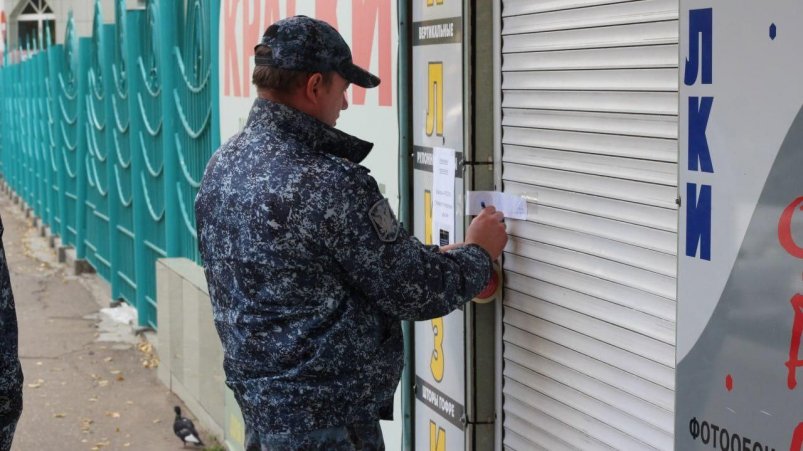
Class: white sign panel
218,0,399,212
411,0,465,449
677,1,803,449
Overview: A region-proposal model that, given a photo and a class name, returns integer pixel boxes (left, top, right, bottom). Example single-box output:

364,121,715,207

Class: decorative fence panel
111,0,137,306
173,0,212,264
31,39,48,222
0,0,220,329
129,2,167,328
83,3,114,282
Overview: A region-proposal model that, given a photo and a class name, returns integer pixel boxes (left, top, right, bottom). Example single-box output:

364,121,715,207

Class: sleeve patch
368,198,400,243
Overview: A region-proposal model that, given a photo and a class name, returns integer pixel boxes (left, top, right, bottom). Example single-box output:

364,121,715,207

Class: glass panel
22,1,37,15
17,20,37,46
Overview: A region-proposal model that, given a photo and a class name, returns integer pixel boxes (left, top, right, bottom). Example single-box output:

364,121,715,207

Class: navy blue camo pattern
195,98,491,442
0,214,22,451
246,421,384,451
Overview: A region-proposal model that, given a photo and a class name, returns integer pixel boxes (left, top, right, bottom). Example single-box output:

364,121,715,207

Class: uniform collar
246,97,374,164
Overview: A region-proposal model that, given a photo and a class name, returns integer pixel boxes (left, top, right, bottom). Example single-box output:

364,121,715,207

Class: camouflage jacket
0,214,22,451
195,98,491,437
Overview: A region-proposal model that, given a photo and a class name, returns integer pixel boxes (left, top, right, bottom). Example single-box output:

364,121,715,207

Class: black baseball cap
254,15,380,89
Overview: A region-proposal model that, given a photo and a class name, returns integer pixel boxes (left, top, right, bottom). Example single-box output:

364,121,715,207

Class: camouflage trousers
245,421,385,451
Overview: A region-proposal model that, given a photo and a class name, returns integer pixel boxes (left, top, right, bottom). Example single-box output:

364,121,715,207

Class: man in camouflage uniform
195,15,507,450
0,214,22,451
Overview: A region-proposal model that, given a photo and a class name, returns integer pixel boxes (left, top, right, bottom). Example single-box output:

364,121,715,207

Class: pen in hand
481,201,504,223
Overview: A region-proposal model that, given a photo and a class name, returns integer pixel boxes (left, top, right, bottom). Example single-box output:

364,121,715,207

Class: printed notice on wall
432,147,456,246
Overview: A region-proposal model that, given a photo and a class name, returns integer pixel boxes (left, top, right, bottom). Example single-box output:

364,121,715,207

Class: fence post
23,38,32,207
75,37,91,259
125,9,153,327
158,0,180,258
109,0,138,306
47,39,64,238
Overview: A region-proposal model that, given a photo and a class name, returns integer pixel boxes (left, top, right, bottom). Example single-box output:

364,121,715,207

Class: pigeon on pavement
173,406,204,448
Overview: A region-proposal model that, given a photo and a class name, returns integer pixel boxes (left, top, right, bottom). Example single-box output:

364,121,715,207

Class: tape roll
472,261,502,304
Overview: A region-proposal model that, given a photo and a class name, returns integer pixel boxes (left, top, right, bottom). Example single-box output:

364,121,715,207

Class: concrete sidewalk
2,192,217,450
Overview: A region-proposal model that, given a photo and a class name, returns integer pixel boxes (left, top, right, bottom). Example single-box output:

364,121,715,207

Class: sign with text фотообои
677,2,803,450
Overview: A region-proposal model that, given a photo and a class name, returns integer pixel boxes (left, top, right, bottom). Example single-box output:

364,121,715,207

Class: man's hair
252,45,334,92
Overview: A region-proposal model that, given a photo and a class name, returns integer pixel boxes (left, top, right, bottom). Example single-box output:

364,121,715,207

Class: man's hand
465,206,508,261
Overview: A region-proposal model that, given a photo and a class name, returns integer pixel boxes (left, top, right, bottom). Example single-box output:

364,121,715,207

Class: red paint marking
791,422,803,451
351,0,392,106
779,196,803,258
725,374,733,391
223,0,242,97
787,294,803,390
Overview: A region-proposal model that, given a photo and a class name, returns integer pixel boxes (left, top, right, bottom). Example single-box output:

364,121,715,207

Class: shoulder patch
368,198,400,243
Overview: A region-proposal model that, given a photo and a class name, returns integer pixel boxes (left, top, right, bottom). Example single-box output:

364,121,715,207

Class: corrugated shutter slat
503,21,677,53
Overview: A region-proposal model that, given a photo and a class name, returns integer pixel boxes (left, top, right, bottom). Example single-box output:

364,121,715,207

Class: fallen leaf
109,370,121,375
152,419,161,424
80,418,94,432
105,411,120,419
103,357,112,362
36,361,43,366
53,413,66,418
123,443,130,448
27,378,45,389
125,401,133,405
115,374,125,382
88,397,98,402
97,380,109,387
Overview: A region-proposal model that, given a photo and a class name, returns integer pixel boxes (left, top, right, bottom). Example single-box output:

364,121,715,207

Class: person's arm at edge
0,217,22,451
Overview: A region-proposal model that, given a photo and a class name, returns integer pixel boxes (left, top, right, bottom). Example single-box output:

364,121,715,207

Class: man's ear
303,73,324,104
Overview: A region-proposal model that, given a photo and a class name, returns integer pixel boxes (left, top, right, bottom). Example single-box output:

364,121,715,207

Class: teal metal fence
0,0,216,329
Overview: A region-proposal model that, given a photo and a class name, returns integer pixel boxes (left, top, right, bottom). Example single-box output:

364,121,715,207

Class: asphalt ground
2,192,214,450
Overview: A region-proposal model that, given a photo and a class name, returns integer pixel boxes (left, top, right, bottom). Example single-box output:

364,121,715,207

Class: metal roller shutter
497,0,678,449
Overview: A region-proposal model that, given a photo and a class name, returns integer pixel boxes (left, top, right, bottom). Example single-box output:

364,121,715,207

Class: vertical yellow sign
429,421,447,451
425,189,445,382
430,317,445,382
426,62,444,137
